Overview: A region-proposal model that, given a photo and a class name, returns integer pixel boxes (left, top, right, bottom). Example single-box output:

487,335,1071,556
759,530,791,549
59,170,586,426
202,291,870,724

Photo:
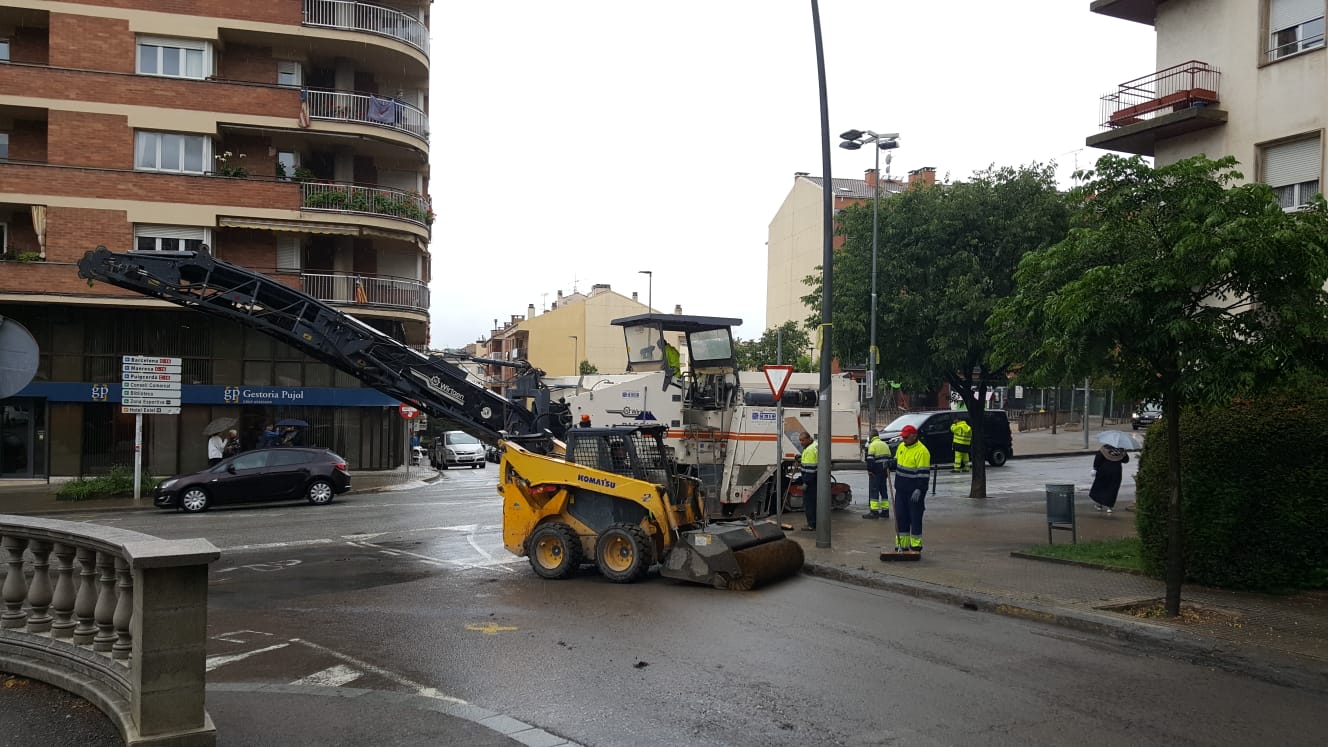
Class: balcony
1089,0,1159,26
305,88,428,142
1087,61,1228,156
303,0,428,57
301,271,430,312
301,181,432,227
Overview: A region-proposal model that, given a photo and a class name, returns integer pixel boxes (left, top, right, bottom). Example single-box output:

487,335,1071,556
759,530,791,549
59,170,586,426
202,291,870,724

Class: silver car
434,430,486,469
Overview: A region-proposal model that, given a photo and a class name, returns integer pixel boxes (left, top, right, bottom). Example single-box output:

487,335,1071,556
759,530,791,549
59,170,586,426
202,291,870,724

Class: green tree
805,164,1069,497
578,360,598,375
735,321,813,372
991,154,1328,615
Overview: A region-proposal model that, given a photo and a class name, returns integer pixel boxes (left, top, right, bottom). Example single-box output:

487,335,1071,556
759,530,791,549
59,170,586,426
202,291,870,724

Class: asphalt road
39,458,1323,746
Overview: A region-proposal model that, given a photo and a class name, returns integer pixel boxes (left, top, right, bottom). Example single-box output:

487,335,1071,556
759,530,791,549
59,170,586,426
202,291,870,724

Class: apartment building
1088,0,1324,209
0,1,432,478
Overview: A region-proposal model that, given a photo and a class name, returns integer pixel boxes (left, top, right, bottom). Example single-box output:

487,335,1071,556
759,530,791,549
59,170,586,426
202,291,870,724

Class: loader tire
526,523,581,580
595,523,651,583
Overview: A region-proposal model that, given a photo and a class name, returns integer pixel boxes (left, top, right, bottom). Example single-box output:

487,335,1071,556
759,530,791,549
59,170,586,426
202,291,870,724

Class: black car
1132,406,1163,430
154,447,351,513
878,410,1014,467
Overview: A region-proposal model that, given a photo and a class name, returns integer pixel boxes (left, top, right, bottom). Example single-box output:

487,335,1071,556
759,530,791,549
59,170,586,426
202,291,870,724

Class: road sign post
763,365,795,525
122,356,182,499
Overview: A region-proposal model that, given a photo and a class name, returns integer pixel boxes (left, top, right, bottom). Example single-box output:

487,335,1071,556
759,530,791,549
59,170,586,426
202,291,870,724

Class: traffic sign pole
134,414,142,500
762,365,796,525
121,355,182,495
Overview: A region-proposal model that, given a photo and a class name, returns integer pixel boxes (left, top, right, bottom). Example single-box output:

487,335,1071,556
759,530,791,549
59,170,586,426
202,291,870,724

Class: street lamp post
638,270,652,312
569,335,578,375
838,129,899,430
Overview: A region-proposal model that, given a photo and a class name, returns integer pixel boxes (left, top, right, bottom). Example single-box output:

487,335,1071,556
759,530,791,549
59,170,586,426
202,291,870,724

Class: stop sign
399,404,420,420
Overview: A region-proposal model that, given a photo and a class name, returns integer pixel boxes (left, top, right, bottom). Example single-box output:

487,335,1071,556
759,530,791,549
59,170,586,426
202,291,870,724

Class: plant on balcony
213,151,248,178
294,166,318,181
3,251,45,263
303,188,350,210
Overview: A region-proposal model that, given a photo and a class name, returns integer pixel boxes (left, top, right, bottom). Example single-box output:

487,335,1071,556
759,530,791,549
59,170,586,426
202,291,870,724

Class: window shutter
277,237,302,271
1270,0,1323,31
1264,136,1323,187
134,225,207,242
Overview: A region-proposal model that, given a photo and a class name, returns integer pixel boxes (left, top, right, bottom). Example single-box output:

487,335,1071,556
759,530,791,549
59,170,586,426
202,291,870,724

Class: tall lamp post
638,270,652,312
838,129,899,430
569,335,578,375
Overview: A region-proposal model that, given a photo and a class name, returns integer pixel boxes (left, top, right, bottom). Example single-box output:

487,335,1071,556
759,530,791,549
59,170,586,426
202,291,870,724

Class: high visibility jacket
893,439,931,493
799,440,819,485
866,437,890,476
950,420,972,447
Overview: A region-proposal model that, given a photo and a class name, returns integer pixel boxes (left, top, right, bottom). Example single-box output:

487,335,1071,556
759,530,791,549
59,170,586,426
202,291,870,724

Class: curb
801,561,1328,694
1008,551,1147,576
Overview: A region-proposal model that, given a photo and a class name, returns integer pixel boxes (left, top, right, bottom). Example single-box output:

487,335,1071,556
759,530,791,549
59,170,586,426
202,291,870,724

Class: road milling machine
76,247,805,589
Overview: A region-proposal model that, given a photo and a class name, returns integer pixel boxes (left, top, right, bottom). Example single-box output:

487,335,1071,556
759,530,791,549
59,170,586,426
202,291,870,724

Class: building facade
0,0,432,478
1089,0,1324,204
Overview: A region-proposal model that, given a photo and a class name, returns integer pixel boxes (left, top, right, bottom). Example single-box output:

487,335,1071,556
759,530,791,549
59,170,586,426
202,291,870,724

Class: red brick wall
9,120,48,162
47,111,131,168
45,206,132,262
0,163,301,210
219,44,275,84
65,1,302,26
216,228,277,271
10,25,51,65
49,13,132,72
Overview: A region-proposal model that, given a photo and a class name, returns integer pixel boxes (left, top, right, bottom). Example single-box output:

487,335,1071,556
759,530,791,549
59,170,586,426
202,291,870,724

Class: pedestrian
207,429,226,467
863,429,891,519
1089,445,1129,513
950,414,972,472
222,429,241,458
259,423,279,448
796,431,819,532
892,424,931,554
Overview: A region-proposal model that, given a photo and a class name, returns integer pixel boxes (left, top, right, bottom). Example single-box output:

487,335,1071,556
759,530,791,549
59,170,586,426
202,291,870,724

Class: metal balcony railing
301,272,430,311
1099,61,1221,129
302,0,428,56
304,88,428,141
300,180,432,226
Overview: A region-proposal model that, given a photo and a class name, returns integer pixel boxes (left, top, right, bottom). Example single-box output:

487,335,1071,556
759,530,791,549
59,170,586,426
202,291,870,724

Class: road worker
892,424,931,554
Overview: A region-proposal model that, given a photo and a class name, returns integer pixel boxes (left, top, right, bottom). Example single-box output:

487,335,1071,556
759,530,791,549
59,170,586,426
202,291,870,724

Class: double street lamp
838,129,899,430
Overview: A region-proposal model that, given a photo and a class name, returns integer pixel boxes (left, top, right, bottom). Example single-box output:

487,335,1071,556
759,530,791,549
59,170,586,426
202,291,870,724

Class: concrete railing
0,516,219,746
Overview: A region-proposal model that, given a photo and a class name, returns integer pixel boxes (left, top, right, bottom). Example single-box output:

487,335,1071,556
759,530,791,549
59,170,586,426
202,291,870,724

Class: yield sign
762,365,795,401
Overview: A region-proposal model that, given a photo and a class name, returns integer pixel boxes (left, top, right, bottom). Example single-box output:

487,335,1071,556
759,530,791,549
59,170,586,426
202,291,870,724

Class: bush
1135,390,1328,591
58,465,159,501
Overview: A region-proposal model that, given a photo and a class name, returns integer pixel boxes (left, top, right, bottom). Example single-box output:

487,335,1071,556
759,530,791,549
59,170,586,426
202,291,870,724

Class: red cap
900,425,919,438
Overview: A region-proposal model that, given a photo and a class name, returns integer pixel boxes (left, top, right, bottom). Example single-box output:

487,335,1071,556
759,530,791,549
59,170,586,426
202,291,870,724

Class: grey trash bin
1045,483,1076,544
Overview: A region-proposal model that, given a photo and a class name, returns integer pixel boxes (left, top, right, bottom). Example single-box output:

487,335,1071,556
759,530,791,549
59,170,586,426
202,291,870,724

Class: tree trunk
1164,394,1184,616
969,380,988,500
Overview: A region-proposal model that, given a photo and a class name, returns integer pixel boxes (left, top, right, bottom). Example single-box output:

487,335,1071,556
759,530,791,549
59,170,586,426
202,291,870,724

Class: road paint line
289,664,364,688
211,630,273,644
222,538,337,552
289,638,467,704
358,541,514,571
205,643,289,672
466,533,496,563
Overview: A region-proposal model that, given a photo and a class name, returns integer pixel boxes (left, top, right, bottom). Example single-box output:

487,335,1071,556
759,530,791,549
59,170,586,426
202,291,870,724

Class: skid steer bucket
660,519,805,590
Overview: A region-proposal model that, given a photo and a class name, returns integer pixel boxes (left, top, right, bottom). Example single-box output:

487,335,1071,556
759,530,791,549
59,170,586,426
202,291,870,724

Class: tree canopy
735,321,813,372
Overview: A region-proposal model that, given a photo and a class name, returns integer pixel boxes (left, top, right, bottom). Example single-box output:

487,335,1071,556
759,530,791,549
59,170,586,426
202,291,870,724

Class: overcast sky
427,1,1156,349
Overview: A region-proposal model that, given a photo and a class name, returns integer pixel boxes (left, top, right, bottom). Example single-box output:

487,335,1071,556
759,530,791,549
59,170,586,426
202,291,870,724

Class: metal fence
304,88,428,141
300,180,431,226
1100,60,1221,128
302,0,428,56
301,272,430,311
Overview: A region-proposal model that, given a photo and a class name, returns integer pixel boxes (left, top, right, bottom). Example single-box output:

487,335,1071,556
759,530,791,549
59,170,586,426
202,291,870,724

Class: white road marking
289,664,364,688
222,538,337,552
205,643,289,671
211,630,273,644
290,638,468,704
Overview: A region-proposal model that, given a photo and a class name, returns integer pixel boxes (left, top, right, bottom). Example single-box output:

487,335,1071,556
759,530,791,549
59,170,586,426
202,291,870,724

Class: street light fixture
638,270,652,312
838,129,900,430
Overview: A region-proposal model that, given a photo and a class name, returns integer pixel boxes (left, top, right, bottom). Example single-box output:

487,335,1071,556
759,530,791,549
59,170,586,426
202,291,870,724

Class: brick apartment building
0,1,432,478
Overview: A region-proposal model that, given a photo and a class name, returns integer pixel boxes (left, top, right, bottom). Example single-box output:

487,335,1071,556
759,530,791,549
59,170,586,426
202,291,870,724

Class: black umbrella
203,417,236,436
276,418,309,427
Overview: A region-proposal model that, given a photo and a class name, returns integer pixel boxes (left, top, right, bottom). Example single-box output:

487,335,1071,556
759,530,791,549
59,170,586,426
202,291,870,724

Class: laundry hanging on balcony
367,95,396,124
298,89,311,129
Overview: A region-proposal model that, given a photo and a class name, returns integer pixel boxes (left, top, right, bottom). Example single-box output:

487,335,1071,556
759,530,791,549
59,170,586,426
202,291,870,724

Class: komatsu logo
579,474,617,489
411,370,465,405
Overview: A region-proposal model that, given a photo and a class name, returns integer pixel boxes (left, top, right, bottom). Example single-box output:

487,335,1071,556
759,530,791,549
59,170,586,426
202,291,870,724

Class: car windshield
446,432,480,445
883,413,932,431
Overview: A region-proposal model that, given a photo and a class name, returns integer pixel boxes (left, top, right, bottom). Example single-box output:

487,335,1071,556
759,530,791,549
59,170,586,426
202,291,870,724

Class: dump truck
76,247,805,588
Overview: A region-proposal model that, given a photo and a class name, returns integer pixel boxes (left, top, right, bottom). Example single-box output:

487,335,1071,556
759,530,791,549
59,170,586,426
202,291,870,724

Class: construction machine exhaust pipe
660,520,805,590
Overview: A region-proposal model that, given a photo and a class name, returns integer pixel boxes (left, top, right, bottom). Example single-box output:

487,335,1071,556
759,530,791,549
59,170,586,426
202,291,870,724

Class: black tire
594,523,651,583
179,487,210,513
526,523,582,580
307,479,335,505
477,461,486,469
1132,424,1140,431
987,448,1009,467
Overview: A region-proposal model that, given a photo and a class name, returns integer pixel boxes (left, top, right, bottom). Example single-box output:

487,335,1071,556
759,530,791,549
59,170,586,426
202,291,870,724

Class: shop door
1,400,35,477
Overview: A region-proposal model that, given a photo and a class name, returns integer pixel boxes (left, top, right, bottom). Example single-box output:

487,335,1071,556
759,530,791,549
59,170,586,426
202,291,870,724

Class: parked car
878,410,1014,467
1132,405,1163,430
411,445,428,466
153,447,351,513
433,430,486,469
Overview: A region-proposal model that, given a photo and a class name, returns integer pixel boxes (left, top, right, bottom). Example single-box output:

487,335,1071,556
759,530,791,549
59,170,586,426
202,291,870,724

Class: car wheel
1132,424,1140,431
477,461,486,469
307,479,335,505
987,448,1009,467
180,487,210,513
526,523,582,580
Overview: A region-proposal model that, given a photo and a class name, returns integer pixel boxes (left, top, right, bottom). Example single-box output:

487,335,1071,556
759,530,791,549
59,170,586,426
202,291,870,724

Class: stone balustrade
0,515,219,746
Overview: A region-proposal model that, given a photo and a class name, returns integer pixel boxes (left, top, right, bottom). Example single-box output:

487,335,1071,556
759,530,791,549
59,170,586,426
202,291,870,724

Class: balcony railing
302,272,430,312
300,181,432,226
304,88,428,141
1100,61,1221,128
302,0,428,56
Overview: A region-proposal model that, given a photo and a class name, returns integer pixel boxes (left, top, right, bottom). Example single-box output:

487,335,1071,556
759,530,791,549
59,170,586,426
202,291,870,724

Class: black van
878,410,1014,467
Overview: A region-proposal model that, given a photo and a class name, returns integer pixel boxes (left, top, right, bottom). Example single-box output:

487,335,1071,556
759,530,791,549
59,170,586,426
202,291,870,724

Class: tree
805,164,1069,497
578,360,598,375
991,154,1328,615
735,321,813,372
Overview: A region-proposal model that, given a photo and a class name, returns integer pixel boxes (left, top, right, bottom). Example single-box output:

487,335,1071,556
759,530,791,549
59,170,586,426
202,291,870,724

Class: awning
217,217,360,235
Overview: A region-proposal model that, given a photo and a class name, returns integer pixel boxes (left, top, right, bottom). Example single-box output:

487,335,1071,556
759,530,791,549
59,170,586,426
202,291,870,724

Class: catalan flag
354,277,368,304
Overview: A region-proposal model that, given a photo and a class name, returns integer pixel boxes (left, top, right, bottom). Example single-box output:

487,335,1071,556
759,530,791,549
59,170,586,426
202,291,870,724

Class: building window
276,150,299,181
277,61,303,87
0,223,8,254
134,224,209,252
0,132,8,160
137,36,210,79
134,131,208,173
1263,134,1323,210
1269,0,1326,60
276,236,302,271
0,39,10,62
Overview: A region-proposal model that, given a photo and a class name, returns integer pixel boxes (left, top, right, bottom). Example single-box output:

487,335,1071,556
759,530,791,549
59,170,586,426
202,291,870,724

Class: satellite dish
0,316,40,399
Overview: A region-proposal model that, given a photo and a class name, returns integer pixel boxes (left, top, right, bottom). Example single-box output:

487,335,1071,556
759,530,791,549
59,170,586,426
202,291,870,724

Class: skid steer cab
499,424,804,590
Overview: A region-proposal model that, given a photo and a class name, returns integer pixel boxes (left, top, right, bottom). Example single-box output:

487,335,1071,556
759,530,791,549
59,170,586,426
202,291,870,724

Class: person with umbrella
203,417,236,466
1090,431,1134,513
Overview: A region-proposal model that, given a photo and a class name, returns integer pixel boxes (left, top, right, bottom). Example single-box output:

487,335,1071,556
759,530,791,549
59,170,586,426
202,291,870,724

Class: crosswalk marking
289,664,364,688
205,643,289,671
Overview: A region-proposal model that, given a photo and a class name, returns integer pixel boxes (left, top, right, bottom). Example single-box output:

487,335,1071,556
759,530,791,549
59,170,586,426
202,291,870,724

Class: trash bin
1045,483,1076,544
